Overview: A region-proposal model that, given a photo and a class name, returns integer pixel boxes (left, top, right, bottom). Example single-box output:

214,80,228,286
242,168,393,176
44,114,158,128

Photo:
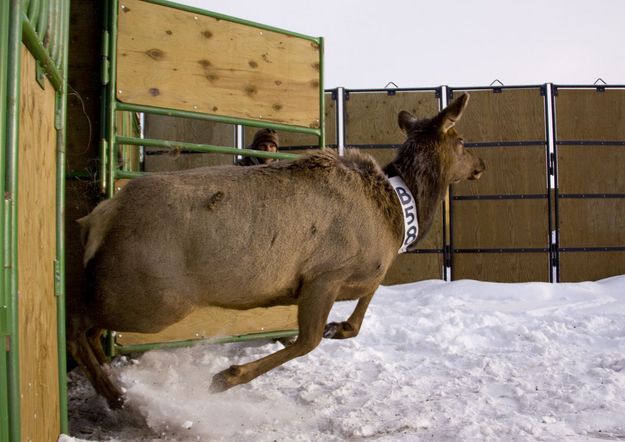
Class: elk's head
398,93,485,184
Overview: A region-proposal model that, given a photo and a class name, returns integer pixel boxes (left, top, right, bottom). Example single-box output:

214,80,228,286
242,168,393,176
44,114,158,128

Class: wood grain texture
558,199,625,247
557,145,625,194
117,306,297,346
18,45,60,442
452,199,550,249
452,88,546,142
345,91,439,145
452,253,550,282
555,89,625,140
560,252,625,282
244,91,336,147
117,0,321,128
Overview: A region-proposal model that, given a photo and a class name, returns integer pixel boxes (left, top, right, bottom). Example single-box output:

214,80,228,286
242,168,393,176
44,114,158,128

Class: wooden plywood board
452,88,546,142
555,89,625,140
117,0,321,128
452,146,547,196
558,199,625,247
18,45,60,441
452,253,550,282
117,305,297,346
557,145,625,194
383,253,443,285
243,92,336,147
452,199,549,249
559,251,625,282
345,91,439,145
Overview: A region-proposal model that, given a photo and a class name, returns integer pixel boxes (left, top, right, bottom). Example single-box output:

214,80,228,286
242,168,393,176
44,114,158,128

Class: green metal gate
1,1,70,441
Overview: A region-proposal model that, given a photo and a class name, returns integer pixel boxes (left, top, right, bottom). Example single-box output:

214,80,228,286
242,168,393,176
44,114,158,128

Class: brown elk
68,93,484,408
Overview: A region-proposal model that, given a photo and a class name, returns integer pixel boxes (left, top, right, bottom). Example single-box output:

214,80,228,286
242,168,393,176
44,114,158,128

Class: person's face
257,141,277,153
257,141,278,163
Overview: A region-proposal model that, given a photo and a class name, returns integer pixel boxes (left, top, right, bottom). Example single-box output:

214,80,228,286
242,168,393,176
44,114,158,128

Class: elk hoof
107,393,126,410
210,365,242,393
323,321,355,339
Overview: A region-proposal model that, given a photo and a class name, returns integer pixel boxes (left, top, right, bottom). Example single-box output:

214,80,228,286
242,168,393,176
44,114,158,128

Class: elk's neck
384,153,448,241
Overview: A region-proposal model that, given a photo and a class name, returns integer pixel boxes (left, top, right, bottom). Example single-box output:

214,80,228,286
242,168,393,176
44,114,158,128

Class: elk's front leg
210,278,338,392
323,290,375,340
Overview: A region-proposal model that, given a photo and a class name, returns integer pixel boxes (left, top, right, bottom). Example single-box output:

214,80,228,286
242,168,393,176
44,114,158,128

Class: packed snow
62,276,625,441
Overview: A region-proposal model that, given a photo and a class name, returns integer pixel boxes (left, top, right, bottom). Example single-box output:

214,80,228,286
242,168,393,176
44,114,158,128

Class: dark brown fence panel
450,87,550,282
554,87,625,282
343,89,444,283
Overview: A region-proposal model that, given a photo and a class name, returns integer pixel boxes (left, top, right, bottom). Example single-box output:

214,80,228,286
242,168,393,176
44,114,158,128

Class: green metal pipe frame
6,0,23,438
144,0,321,44
3,0,70,439
55,0,70,433
116,102,323,137
0,0,10,440
115,329,299,355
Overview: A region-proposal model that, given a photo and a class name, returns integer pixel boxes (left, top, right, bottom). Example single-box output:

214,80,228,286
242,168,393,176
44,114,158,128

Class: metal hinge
36,61,46,90
54,260,62,297
548,152,556,176
101,30,110,86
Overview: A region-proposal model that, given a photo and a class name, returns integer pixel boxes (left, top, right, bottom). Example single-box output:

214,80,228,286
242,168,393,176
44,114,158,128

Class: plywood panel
452,146,547,196
452,88,546,142
117,305,297,346
452,199,549,249
244,92,336,147
557,145,625,194
558,199,625,247
555,89,625,140
452,253,550,282
345,91,439,145
18,45,60,442
560,252,625,282
117,0,321,128
383,253,443,285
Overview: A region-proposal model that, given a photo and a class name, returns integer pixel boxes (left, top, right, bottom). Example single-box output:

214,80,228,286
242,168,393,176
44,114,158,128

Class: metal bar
453,248,550,253
115,101,322,137
116,136,301,160
6,0,22,438
106,0,118,197
56,0,70,432
559,247,625,252
114,329,300,355
0,2,8,440
556,140,625,146
35,0,48,40
336,87,345,156
452,194,548,201
406,249,444,254
544,83,556,283
139,0,320,44
558,193,625,199
0,338,8,442
21,12,62,90
344,87,440,95
465,141,547,148
318,37,325,149
550,83,562,282
0,0,9,337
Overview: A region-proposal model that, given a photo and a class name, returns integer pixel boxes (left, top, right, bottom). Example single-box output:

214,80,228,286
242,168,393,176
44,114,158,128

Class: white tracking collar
388,176,419,254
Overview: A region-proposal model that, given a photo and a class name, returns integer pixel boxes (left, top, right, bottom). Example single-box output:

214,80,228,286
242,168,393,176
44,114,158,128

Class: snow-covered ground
63,276,625,441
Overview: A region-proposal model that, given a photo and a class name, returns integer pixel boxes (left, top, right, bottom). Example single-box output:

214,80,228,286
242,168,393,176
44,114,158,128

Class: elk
68,93,484,408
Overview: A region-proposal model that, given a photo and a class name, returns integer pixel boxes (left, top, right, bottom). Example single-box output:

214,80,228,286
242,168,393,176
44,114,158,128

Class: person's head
250,128,279,164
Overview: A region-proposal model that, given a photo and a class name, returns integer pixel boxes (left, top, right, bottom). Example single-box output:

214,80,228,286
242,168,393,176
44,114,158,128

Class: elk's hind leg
87,327,109,365
68,319,124,408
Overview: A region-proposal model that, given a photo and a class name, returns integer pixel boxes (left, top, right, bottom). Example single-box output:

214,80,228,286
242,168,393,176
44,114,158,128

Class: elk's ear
398,110,418,134
439,93,470,134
